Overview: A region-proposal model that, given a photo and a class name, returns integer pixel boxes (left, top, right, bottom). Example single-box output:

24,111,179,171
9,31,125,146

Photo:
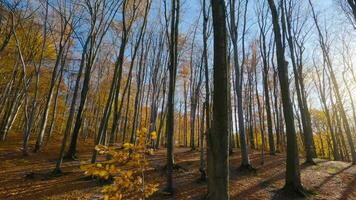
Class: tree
163,0,180,194
188,21,203,151
208,0,229,199
346,0,356,20
55,0,122,172
201,0,210,182
282,0,315,164
267,0,306,196
312,63,341,161
228,0,252,169
91,0,151,163
34,0,73,152
257,2,275,155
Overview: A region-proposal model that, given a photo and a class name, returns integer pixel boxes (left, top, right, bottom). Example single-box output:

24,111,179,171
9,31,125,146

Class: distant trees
308,0,356,164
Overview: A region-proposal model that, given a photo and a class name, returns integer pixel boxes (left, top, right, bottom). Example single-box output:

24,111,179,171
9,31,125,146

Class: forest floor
0,135,355,200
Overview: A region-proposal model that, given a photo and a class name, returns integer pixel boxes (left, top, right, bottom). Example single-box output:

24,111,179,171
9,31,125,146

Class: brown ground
0,135,355,200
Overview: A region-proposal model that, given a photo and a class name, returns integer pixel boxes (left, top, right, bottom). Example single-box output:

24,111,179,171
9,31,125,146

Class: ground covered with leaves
0,135,355,200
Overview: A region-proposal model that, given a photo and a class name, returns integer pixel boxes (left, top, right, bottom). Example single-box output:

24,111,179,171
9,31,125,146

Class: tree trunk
229,0,251,168
208,0,229,199
164,0,179,194
267,0,306,195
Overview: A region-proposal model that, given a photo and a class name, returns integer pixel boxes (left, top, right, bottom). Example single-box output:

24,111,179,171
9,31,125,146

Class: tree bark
208,0,229,199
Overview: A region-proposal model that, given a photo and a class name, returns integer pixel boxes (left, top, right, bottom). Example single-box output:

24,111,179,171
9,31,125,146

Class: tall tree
228,0,252,169
55,0,121,172
257,2,275,155
35,0,73,152
163,0,180,194
208,0,229,199
201,0,210,183
267,0,306,196
282,0,315,164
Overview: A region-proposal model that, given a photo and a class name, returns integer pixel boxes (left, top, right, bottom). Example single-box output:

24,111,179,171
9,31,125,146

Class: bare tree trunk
64,1,123,161
247,68,255,150
267,0,306,195
122,77,132,143
54,37,90,173
254,51,265,164
183,81,188,147
156,75,167,149
46,67,64,143
163,0,179,194
199,102,206,181
229,0,252,169
35,0,69,152
313,65,341,160
202,0,210,183
282,1,315,163
208,0,229,199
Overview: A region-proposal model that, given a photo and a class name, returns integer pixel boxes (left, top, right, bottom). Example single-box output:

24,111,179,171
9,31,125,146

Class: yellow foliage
81,127,159,199
123,143,134,150
150,131,157,140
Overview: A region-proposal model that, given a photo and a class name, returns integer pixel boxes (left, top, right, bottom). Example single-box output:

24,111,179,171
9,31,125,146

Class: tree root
303,159,316,166
237,164,257,175
196,169,207,183
280,183,309,198
63,153,79,161
161,186,174,196
51,168,63,176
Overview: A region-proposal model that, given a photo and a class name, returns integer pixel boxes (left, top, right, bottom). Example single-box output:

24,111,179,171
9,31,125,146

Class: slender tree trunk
54,38,90,173
156,76,167,149
313,66,341,160
202,0,210,185
282,4,315,163
229,0,251,168
199,102,206,181
267,0,306,195
164,0,179,194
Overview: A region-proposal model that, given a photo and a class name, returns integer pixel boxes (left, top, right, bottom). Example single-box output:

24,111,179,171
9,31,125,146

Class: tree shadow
231,169,285,198
271,189,307,200
339,175,356,200
231,159,327,199
313,165,353,190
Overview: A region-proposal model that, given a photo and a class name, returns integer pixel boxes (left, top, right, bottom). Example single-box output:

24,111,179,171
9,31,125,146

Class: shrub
81,128,159,200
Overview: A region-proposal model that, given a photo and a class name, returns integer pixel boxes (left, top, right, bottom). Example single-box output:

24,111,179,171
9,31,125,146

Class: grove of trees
1,0,356,199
